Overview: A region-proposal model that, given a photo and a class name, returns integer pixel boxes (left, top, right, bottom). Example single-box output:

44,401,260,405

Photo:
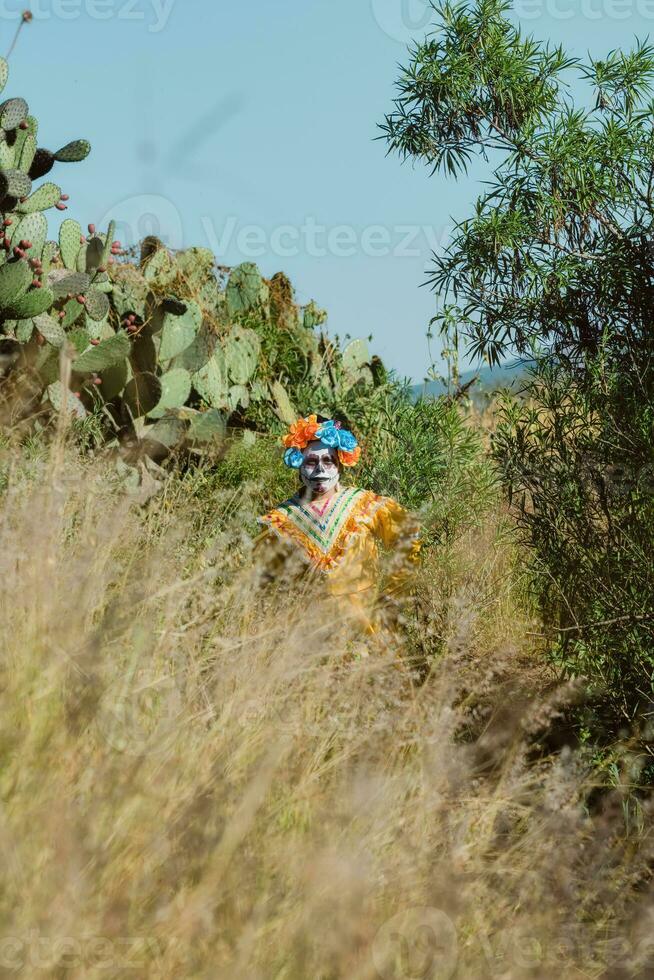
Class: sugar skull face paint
300,441,340,496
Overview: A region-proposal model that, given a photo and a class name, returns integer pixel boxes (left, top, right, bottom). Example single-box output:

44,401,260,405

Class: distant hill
411,359,535,401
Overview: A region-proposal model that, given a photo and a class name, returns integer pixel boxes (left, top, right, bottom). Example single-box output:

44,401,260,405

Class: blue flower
315,421,340,448
337,429,358,452
284,447,304,469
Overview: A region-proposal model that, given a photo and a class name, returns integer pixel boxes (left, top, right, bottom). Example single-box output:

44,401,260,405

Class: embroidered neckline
259,489,388,572
278,488,363,554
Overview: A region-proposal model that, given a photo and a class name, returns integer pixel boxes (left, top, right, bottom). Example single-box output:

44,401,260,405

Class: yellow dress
255,487,420,633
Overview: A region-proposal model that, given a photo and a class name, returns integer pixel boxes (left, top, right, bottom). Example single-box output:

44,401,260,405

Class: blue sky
6,0,654,381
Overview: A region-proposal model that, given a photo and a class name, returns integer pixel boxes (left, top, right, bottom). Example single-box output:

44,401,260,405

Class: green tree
382,0,654,735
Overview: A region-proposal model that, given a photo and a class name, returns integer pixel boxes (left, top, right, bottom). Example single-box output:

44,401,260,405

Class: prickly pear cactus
0,56,90,340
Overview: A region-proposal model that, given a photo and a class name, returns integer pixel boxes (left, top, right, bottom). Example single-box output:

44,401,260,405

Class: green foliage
383,0,654,731
213,432,297,521
0,58,89,333
358,388,498,543
494,365,654,726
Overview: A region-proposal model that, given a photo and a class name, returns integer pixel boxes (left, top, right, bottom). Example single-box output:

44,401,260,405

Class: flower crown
282,414,361,469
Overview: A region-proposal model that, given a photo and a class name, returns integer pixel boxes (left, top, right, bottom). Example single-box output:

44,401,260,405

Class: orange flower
282,414,319,449
338,446,361,467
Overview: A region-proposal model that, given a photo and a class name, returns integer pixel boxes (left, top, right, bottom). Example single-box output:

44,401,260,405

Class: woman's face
300,441,340,495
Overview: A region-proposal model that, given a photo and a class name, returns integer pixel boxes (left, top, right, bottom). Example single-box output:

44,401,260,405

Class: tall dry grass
0,435,653,979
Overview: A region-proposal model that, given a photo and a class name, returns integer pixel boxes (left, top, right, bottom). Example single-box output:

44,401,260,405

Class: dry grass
0,437,653,979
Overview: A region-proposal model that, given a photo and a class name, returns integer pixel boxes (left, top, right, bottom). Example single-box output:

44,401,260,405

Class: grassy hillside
1,419,652,979
411,359,535,402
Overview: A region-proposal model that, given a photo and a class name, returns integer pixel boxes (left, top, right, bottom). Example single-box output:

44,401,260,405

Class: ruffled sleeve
368,497,421,600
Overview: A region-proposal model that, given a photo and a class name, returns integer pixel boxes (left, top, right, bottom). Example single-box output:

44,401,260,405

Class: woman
255,414,420,634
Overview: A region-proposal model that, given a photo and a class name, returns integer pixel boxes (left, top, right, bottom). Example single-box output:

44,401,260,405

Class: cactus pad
148,368,192,419
192,349,228,408
85,236,104,271
146,416,188,449
73,332,131,373
85,289,110,321
14,318,33,342
224,326,260,384
12,212,47,257
59,219,82,271
47,381,87,418
16,181,61,214
143,248,177,288
0,58,8,96
54,140,91,163
18,134,36,174
124,372,162,418
34,312,66,348
175,321,217,372
228,384,249,411
226,262,268,317
0,258,31,306
188,409,226,443
0,139,13,170
271,381,296,426
159,299,201,362
28,148,55,181
9,286,55,319
99,359,129,401
342,339,370,374
1,169,31,199
0,98,28,130
50,271,91,300
130,331,157,375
